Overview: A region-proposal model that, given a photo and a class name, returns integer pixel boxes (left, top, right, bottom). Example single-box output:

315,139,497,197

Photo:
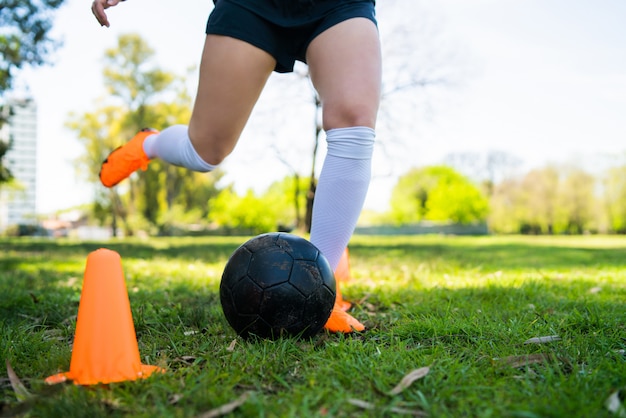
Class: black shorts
206,0,377,73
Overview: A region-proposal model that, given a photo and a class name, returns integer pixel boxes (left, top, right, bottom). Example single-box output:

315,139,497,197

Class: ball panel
289,260,323,296
231,276,263,315
243,232,278,252
248,246,293,288
241,315,279,339
219,285,238,329
219,284,261,337
275,233,320,261
260,283,307,330
221,246,253,290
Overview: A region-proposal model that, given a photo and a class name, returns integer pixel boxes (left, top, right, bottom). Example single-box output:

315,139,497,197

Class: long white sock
310,126,375,271
142,125,216,172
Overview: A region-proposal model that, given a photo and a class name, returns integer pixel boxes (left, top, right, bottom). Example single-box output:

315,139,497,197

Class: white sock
310,126,375,271
142,125,216,172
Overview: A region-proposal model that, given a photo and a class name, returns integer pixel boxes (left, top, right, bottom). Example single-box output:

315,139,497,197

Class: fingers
92,0,123,27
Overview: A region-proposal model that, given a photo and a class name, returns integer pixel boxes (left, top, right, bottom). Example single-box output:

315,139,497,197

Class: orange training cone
334,248,353,312
46,248,163,385
324,247,365,333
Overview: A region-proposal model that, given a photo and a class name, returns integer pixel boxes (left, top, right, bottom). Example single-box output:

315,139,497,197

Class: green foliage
0,0,65,95
208,188,279,234
1,235,625,416
0,138,13,184
0,0,65,185
103,34,176,110
207,175,310,234
489,164,599,234
264,175,310,230
389,165,489,225
604,165,626,233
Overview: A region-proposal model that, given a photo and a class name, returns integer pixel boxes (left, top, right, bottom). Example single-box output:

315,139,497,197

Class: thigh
306,17,382,130
189,34,275,164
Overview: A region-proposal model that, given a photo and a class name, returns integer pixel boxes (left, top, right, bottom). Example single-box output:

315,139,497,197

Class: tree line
388,159,626,235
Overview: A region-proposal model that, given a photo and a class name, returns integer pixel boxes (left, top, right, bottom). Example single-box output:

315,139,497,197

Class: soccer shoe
324,306,365,333
99,128,158,188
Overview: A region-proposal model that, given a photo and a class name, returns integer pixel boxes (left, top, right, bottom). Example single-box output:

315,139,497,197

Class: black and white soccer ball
220,233,336,339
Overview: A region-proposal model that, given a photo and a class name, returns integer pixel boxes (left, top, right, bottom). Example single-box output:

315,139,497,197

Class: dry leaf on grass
499,353,551,369
389,367,430,396
227,339,237,352
606,389,626,417
172,356,197,366
348,398,375,410
523,335,561,344
5,360,31,402
195,391,252,418
348,398,428,416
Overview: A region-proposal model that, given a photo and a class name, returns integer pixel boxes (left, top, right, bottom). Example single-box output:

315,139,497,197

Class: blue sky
16,0,626,213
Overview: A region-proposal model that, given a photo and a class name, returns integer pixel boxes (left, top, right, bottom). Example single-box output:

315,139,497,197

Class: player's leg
306,17,381,332
100,34,275,187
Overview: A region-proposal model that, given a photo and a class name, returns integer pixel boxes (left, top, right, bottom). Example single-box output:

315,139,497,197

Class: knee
188,131,237,166
322,100,378,131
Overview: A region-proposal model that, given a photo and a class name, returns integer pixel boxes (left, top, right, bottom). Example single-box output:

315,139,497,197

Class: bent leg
146,34,276,169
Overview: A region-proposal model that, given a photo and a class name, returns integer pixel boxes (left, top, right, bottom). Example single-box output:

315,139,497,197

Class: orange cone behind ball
46,248,163,385
323,247,365,333
334,248,353,312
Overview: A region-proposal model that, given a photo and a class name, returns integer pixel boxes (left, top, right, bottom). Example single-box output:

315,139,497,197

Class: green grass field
1,235,625,417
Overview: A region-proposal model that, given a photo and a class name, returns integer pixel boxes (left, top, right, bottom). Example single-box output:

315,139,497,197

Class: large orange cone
334,248,353,312
46,249,163,385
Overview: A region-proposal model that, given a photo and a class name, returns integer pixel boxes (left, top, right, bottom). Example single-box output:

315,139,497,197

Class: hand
91,0,124,28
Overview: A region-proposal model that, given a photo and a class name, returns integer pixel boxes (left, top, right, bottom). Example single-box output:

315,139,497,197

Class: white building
0,97,38,230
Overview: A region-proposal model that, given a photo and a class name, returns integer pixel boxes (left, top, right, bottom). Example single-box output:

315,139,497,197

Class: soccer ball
220,232,336,339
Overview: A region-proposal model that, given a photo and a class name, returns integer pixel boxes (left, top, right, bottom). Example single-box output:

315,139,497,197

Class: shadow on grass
0,237,246,264
350,237,626,270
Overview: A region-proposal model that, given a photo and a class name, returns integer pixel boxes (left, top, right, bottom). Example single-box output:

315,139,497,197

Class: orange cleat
324,306,365,333
99,128,158,187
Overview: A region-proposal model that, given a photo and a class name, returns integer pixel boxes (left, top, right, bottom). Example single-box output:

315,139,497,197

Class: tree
71,34,222,235
488,177,526,234
263,175,310,230
445,150,522,196
520,166,560,234
208,174,310,234
0,133,12,184
555,166,596,234
389,165,489,225
0,0,65,96
1,0,65,185
604,164,626,233
489,163,599,235
208,188,278,234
